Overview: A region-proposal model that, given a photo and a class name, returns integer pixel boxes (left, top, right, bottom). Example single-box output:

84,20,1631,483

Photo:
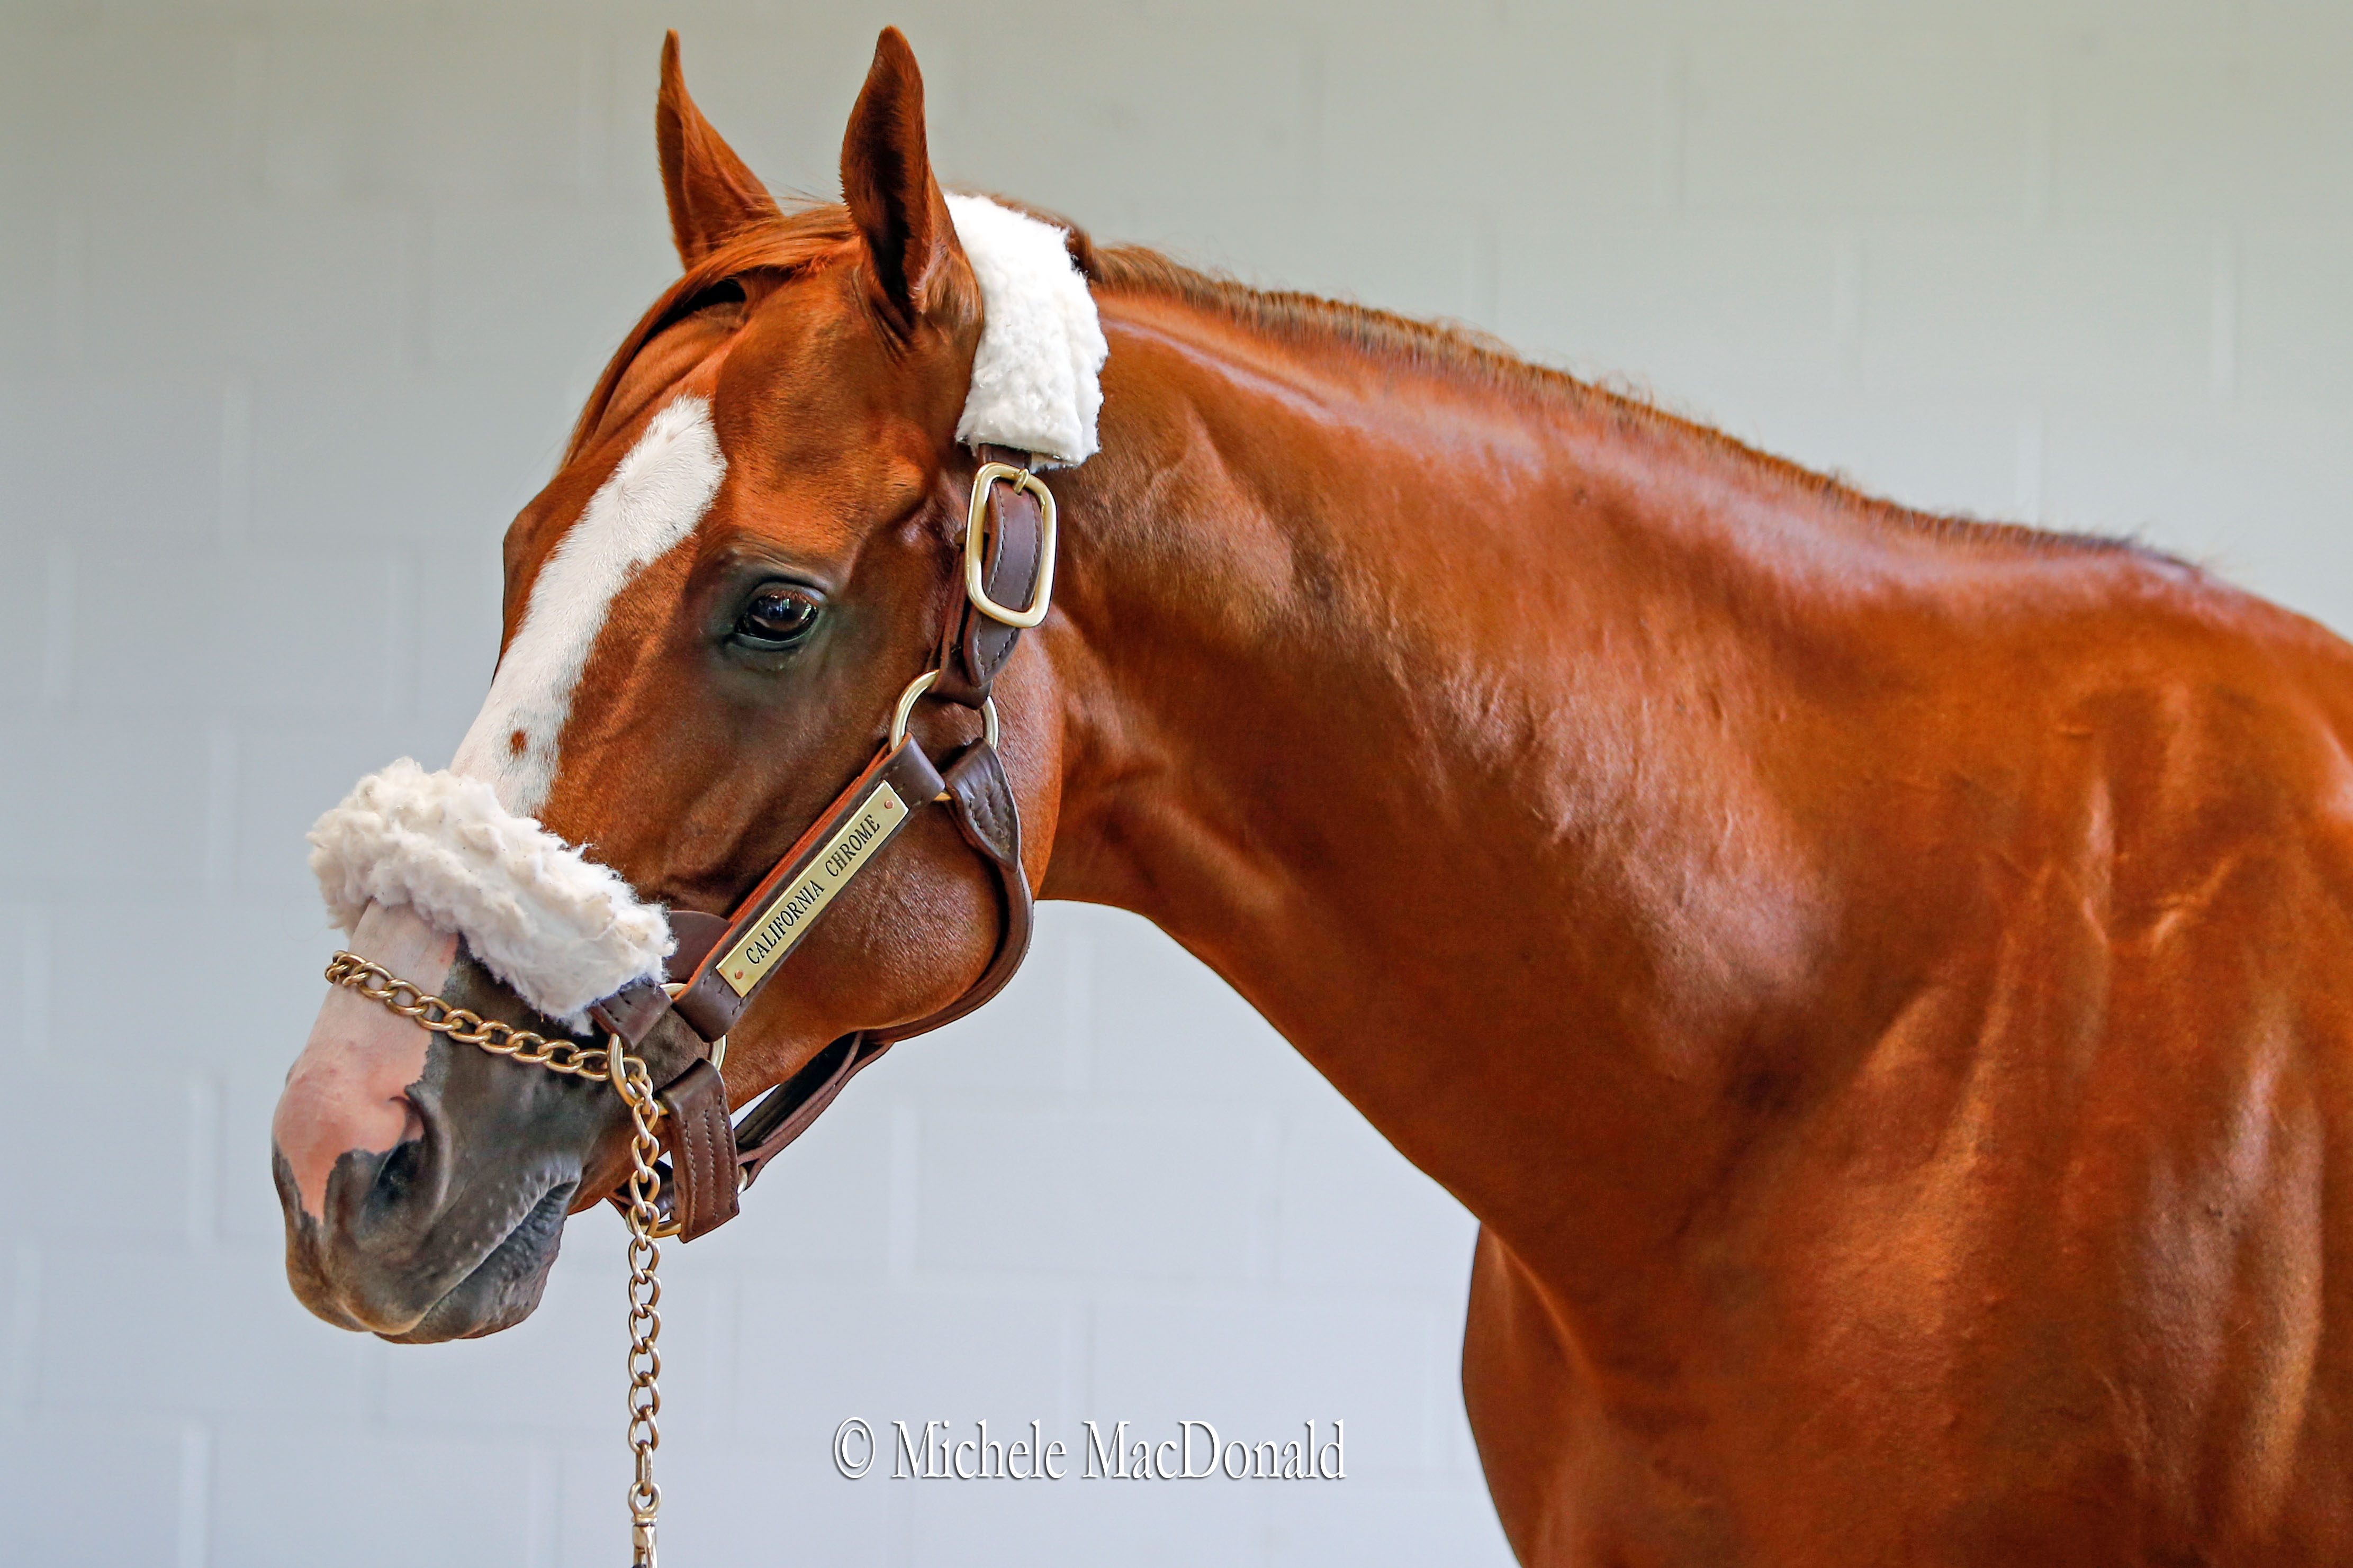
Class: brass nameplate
717,781,909,998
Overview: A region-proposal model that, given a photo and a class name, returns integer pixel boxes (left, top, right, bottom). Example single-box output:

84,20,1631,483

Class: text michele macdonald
832,1419,1348,1481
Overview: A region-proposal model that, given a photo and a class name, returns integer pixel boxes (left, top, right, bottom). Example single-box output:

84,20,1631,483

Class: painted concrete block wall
3,2,2349,1564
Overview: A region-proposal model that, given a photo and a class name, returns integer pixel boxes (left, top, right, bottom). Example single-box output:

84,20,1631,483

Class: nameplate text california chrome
717,782,909,997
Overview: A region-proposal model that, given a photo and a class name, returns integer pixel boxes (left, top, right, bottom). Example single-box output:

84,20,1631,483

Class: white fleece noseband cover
310,760,672,1030
309,196,1103,1028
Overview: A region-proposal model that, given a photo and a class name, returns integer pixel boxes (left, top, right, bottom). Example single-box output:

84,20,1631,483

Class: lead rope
322,951,671,1567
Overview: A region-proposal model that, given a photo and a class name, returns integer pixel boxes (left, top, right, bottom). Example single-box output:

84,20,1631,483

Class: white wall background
3,2,2350,1564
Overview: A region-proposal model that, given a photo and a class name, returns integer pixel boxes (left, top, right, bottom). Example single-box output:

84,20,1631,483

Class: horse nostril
371,1132,432,1210
364,1096,435,1215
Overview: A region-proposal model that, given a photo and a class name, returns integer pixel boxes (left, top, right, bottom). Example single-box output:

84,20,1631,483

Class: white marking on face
275,902,454,1219
451,395,725,813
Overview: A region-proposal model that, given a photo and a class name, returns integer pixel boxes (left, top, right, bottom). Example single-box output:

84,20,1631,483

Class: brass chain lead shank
326,951,669,1568
614,1045,665,1568
323,950,616,1078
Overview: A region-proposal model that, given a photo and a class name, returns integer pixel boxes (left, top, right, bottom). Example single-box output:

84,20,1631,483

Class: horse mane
575,196,2168,564
1072,235,2167,564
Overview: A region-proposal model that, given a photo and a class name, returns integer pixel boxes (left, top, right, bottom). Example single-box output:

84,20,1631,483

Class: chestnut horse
273,28,2353,1565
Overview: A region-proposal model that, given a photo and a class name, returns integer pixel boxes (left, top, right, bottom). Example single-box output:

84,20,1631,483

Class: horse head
271,29,1084,1341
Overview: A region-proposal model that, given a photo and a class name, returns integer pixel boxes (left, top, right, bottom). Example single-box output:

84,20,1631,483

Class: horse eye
733,585,822,650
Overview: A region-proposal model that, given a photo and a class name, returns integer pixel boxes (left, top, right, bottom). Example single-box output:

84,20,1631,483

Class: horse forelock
565,203,868,464
473,214,915,830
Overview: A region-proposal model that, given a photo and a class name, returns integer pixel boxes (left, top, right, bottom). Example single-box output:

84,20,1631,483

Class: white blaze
452,394,726,812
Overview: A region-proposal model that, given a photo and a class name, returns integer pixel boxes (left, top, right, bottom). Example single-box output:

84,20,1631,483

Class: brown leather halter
314,440,1055,1566
573,441,1052,1242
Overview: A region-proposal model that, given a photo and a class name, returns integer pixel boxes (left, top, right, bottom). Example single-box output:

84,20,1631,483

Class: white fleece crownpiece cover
946,193,1107,467
309,759,673,1031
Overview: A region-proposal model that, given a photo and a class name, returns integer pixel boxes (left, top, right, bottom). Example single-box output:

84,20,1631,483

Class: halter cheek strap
580,444,1049,1241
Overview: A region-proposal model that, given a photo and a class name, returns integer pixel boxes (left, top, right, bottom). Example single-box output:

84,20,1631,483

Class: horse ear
840,28,958,331
656,31,781,269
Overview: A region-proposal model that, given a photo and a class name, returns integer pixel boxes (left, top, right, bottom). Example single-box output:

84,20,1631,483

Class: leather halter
579,442,1051,1241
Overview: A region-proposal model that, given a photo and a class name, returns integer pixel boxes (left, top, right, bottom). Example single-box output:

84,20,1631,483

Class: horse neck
1031,289,1896,1265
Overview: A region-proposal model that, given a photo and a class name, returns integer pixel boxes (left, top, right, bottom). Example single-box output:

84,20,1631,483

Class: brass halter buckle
964,461,1057,627
890,668,1000,757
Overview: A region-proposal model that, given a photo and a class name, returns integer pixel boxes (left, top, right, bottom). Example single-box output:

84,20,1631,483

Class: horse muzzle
273,902,623,1341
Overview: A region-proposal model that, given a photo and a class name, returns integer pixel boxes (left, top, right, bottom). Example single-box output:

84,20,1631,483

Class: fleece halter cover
307,196,1105,1028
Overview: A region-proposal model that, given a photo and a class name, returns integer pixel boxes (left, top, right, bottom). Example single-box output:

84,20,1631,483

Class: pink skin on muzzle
273,902,453,1219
